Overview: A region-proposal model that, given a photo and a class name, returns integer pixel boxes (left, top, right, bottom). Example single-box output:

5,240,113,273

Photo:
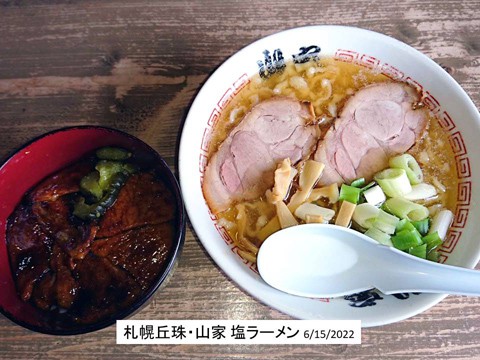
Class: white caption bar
117,320,361,344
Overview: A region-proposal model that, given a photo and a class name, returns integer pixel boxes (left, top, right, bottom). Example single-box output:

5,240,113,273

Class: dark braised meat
31,271,56,310
96,173,176,238
92,222,174,290
7,158,177,326
32,198,97,260
30,161,93,202
74,254,142,323
76,254,141,306
7,204,52,301
50,244,79,309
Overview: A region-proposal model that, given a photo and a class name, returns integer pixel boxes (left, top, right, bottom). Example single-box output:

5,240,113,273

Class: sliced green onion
402,222,419,235
391,228,423,250
389,154,423,185
373,209,400,235
361,181,376,192
395,218,410,232
403,183,437,201
364,227,393,246
427,250,439,262
429,209,454,241
350,177,365,188
396,221,423,243
422,231,442,245
339,184,361,204
363,185,386,206
384,198,429,221
353,203,380,229
426,237,443,254
411,218,430,236
374,168,412,197
408,244,427,259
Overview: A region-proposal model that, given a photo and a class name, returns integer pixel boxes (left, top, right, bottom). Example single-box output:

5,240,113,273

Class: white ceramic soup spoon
257,224,480,298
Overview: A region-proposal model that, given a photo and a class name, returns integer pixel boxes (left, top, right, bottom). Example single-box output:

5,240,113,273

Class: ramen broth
208,58,458,262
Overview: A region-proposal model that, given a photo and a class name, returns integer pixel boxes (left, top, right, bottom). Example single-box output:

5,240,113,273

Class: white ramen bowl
179,25,480,327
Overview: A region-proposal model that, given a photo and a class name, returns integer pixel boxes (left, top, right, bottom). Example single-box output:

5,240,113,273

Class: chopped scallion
373,209,400,235
389,154,423,185
408,244,427,259
352,203,380,229
427,250,439,262
363,185,386,206
422,231,442,245
374,168,412,197
403,183,437,201
384,198,429,221
339,184,361,204
429,210,454,241
402,222,417,233
411,218,430,236
391,228,423,250
426,238,443,254
361,181,376,192
395,218,410,232
350,178,366,188
364,227,393,246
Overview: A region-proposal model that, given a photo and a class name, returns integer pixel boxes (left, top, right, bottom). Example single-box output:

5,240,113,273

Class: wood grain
0,0,479,358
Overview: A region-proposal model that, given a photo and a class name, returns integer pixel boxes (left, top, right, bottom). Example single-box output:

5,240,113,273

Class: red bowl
0,126,185,335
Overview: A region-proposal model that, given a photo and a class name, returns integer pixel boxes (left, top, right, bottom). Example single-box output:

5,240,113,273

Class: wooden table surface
1,1,479,358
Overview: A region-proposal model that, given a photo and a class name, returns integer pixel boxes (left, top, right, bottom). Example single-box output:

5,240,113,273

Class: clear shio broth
207,58,458,262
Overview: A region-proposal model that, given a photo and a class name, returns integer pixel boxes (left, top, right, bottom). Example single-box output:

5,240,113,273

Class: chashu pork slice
203,97,319,214
315,82,428,185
